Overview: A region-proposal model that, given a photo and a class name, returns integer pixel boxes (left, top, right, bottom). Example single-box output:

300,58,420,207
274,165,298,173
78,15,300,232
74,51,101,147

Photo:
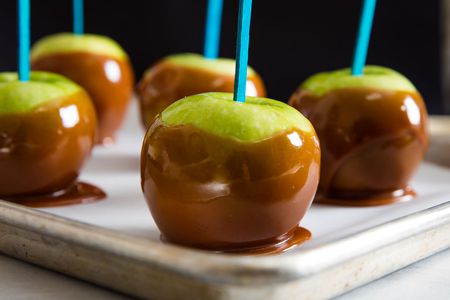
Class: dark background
0,0,443,113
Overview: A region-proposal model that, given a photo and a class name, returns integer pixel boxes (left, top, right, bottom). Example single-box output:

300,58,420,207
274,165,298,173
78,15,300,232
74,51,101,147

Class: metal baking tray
1,103,449,300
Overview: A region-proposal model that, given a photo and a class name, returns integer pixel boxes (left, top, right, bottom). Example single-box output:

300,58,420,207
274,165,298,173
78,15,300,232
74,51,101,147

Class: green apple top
160,92,315,142
301,66,417,96
30,33,128,61
0,72,81,114
164,53,256,77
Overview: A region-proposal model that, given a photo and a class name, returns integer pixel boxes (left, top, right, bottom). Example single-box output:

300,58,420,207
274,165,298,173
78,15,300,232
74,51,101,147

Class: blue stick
18,0,30,82
73,0,84,35
204,0,224,59
352,0,377,76
233,0,253,103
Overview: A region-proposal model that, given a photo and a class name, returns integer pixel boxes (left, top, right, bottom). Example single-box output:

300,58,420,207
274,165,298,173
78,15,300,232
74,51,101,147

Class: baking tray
1,103,449,300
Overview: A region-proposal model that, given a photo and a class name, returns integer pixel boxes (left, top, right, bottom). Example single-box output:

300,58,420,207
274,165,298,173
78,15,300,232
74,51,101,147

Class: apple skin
0,72,97,197
137,53,266,128
141,93,320,250
289,66,428,203
30,33,134,145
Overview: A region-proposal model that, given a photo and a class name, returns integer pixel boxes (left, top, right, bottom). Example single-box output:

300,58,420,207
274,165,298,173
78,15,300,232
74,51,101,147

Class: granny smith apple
137,53,266,128
0,71,97,198
289,66,428,206
141,92,320,251
0,71,80,113
31,33,134,145
300,65,417,96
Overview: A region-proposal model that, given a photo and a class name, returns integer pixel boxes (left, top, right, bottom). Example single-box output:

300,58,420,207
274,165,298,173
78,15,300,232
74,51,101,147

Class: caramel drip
5,181,106,208
161,226,311,255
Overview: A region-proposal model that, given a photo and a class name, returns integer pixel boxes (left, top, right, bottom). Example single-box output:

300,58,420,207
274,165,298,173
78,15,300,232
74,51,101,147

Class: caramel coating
289,88,428,204
0,91,97,197
137,61,266,128
141,119,320,251
31,52,134,145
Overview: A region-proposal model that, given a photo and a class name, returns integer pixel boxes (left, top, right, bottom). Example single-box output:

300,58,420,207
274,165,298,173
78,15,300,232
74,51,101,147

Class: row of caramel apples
0,33,427,253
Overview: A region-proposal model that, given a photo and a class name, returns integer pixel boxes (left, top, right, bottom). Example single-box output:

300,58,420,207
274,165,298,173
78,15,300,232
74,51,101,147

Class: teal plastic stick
352,0,377,76
233,0,253,103
204,0,224,59
18,0,30,82
73,0,84,35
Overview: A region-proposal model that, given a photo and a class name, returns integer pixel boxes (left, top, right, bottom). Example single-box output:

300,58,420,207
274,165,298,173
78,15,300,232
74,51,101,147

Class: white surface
0,246,449,299
0,254,130,300
337,249,450,300
1,101,449,299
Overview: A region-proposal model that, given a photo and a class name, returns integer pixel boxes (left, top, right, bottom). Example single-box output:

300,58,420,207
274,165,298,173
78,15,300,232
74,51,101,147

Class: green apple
161,92,315,141
30,33,127,61
301,65,417,96
165,53,257,77
0,71,81,114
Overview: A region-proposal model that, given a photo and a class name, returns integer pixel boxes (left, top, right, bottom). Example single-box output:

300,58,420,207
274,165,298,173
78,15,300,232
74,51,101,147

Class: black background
0,0,443,113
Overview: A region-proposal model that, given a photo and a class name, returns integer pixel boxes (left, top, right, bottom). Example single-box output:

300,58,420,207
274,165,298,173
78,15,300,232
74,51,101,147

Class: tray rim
1,198,449,286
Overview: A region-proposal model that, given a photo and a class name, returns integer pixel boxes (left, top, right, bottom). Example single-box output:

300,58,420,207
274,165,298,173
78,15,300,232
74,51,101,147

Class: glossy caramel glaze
141,119,320,252
289,88,428,206
0,91,97,198
6,181,106,208
137,61,266,128
31,52,134,145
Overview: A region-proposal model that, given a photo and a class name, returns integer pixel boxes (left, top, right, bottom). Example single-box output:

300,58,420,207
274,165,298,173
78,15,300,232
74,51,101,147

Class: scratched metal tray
0,103,449,300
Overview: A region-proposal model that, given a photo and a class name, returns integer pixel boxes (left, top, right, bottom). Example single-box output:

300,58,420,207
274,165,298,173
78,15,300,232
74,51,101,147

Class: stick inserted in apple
30,33,134,145
137,0,265,129
141,0,319,253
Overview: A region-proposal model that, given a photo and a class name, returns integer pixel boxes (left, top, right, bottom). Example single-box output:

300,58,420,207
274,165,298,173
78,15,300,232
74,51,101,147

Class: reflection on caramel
6,181,106,208
31,52,134,145
289,88,428,206
137,61,266,128
141,119,320,252
0,91,98,199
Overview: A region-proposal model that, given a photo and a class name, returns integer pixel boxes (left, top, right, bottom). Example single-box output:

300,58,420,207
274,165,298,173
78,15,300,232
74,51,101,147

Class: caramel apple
30,33,134,145
137,53,266,128
141,92,320,253
289,66,429,206
0,71,103,207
